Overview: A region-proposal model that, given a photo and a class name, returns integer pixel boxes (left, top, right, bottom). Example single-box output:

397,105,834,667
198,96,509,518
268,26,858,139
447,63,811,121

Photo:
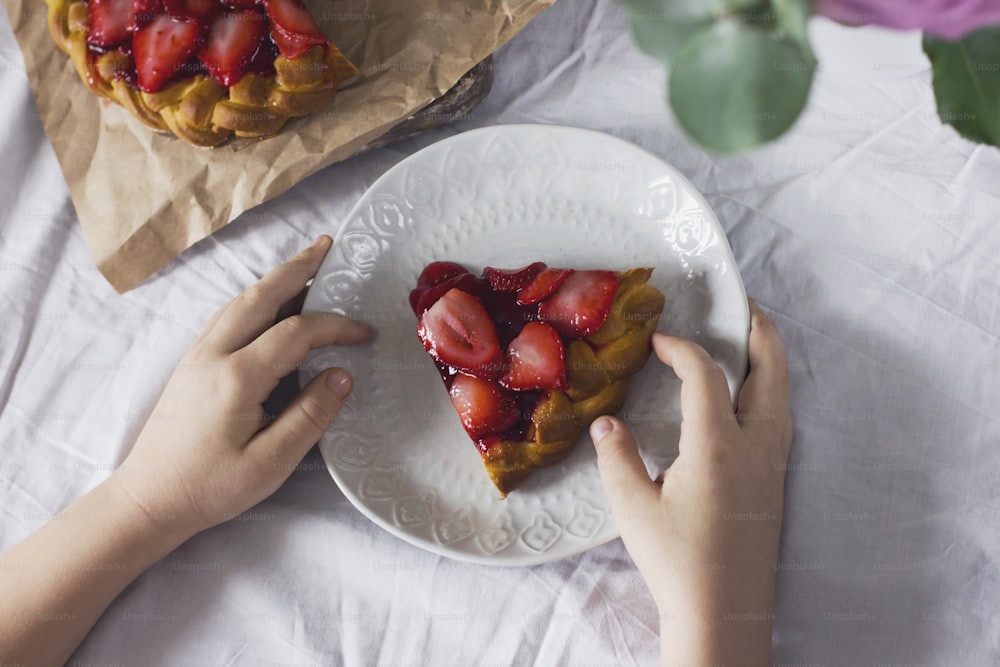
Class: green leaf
619,0,762,22
668,20,815,152
629,12,713,62
623,0,774,64
924,27,1000,147
771,0,812,46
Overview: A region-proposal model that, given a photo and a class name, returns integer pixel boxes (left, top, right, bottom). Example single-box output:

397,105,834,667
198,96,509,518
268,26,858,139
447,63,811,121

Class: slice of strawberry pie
410,261,666,496
47,0,357,146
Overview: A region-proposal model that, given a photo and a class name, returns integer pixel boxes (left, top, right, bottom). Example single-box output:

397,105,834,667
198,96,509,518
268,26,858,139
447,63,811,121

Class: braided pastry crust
46,0,357,147
483,268,665,495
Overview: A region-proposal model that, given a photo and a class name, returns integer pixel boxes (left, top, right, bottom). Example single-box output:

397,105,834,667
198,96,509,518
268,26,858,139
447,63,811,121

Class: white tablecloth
2,2,998,665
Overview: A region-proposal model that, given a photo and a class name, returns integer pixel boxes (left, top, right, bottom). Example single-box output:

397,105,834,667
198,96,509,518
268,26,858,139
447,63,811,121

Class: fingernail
590,417,613,444
326,369,353,399
310,235,329,249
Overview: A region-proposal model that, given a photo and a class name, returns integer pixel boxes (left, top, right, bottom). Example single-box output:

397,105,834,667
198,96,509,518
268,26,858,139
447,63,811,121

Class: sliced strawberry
418,288,503,378
133,16,202,92
516,268,572,306
501,322,567,391
538,270,619,339
131,0,164,31
484,262,547,292
449,374,518,439
198,11,266,86
416,261,469,290
163,0,219,25
263,0,327,58
412,273,481,316
270,27,325,59
88,0,134,48
222,0,259,8
268,28,302,59
408,288,423,315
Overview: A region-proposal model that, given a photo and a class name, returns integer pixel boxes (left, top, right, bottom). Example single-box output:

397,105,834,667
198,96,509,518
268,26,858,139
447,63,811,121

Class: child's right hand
590,299,793,666
112,236,372,542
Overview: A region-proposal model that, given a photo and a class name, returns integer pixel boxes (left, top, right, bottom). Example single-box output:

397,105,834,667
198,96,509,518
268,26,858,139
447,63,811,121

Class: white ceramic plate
300,124,748,566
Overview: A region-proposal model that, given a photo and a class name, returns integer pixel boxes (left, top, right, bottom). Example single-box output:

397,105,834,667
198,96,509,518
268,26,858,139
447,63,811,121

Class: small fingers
652,333,734,431
738,299,793,456
591,416,660,522
247,367,354,474
233,312,372,401
207,236,333,352
192,304,228,348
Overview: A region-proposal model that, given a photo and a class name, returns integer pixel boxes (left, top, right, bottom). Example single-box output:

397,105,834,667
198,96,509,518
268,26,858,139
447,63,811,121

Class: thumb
249,367,354,471
590,416,660,521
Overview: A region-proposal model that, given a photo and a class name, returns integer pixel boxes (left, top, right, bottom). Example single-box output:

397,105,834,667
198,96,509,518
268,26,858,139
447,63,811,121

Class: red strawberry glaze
413,261,621,448
83,0,328,91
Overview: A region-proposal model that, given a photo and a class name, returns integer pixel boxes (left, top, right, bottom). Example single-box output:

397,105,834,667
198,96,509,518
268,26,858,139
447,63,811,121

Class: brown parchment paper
4,0,554,292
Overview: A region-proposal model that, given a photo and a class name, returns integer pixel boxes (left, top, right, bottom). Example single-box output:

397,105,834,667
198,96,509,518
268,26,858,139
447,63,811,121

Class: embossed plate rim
300,124,749,566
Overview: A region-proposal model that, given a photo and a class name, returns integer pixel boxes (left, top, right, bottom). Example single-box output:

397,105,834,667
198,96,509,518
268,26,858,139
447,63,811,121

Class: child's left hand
0,236,370,666
113,235,371,538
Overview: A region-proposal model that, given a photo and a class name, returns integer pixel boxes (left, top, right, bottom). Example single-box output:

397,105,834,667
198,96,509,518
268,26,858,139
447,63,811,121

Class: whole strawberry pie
46,0,357,146
411,261,666,496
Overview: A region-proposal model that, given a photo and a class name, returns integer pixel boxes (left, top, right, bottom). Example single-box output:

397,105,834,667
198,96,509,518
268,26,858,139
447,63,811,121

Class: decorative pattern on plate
477,514,516,555
300,125,749,566
393,493,435,527
433,507,476,544
521,512,562,552
565,501,606,540
358,470,397,501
